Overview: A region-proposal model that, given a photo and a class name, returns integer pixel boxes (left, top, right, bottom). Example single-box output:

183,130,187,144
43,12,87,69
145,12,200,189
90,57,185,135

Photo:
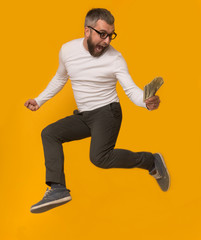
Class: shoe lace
43,188,54,199
43,187,71,199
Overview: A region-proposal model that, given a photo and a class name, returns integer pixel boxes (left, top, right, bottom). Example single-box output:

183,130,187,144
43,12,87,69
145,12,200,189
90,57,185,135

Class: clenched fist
24,99,40,111
145,95,160,111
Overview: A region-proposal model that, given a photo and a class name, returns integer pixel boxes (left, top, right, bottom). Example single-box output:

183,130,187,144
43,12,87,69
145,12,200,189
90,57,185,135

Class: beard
87,35,109,57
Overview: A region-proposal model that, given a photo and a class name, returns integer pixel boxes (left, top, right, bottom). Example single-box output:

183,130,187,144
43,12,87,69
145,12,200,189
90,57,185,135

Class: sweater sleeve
34,45,69,107
114,53,146,108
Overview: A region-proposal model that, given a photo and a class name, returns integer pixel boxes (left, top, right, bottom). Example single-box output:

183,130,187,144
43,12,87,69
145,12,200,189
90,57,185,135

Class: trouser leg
41,113,90,186
88,102,155,171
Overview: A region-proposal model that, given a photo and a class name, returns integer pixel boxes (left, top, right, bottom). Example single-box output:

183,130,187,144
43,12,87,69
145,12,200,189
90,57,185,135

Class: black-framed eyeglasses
87,26,117,40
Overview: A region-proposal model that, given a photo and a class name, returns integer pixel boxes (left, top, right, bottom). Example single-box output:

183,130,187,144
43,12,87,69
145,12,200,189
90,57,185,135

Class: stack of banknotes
143,77,164,101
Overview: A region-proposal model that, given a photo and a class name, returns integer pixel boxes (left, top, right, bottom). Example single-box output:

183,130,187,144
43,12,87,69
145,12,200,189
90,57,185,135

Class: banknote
143,77,164,101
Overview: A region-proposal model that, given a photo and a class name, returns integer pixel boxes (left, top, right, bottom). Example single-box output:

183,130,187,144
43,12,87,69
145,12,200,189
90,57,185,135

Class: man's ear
85,27,90,38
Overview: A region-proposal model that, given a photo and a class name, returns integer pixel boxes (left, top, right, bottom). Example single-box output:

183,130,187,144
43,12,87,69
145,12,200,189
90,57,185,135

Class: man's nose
103,35,111,45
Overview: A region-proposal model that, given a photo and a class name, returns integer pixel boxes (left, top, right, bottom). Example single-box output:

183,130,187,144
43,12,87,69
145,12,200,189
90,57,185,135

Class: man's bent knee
41,125,56,139
90,154,110,169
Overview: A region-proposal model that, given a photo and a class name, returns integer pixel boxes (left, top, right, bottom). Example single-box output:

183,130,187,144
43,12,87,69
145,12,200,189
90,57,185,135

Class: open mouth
95,45,104,52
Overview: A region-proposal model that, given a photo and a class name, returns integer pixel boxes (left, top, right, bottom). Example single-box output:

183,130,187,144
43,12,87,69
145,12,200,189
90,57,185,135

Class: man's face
86,19,115,57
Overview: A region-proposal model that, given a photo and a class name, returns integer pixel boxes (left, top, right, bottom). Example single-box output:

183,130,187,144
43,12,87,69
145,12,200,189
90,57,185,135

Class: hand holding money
145,95,160,110
143,77,164,110
143,77,164,101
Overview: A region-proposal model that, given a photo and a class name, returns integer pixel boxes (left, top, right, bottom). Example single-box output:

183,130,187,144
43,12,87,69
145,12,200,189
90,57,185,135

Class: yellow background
1,0,201,239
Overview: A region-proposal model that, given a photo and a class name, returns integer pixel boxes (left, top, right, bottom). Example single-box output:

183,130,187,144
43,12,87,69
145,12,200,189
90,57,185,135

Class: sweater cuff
34,97,44,107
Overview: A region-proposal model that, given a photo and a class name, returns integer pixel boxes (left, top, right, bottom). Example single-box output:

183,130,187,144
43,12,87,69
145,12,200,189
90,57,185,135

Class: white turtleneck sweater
34,38,146,112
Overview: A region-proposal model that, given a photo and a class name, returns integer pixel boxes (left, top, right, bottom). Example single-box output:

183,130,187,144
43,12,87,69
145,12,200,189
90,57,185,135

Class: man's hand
145,95,160,111
24,99,40,111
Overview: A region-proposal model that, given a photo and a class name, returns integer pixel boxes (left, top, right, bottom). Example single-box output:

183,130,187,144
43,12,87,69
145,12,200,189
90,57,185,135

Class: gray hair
84,8,115,27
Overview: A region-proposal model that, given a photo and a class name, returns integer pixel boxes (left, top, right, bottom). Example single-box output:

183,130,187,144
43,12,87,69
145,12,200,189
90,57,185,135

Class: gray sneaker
149,153,170,192
30,187,72,213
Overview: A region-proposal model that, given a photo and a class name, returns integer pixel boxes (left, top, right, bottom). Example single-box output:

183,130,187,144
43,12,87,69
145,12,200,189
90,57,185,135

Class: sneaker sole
155,153,170,192
30,196,72,213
